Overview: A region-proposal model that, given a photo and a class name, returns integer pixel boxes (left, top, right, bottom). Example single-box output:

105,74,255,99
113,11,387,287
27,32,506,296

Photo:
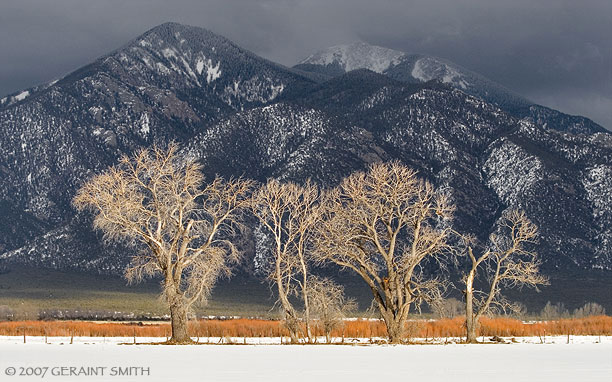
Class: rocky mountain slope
1,23,611,275
0,22,314,258
296,42,606,135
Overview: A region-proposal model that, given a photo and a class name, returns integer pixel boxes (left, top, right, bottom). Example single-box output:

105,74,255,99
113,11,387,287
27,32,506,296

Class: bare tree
461,210,549,343
573,302,606,318
308,277,356,343
430,297,464,319
74,144,253,343
315,162,454,343
540,301,569,320
251,179,320,343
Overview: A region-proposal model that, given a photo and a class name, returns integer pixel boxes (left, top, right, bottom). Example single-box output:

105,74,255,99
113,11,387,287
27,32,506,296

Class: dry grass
0,316,610,339
190,319,286,338
0,320,168,337
422,316,612,338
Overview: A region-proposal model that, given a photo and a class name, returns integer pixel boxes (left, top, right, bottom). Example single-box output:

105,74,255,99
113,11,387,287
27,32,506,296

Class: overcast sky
1,0,610,128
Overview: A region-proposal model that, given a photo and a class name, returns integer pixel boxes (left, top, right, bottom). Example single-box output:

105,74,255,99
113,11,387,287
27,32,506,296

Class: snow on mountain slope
185,102,381,184
411,56,470,89
296,42,606,134
300,42,405,74
297,42,528,106
0,22,315,266
0,80,59,109
1,24,612,275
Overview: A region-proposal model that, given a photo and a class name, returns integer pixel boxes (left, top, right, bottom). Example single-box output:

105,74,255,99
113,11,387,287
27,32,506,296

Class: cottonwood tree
251,179,320,343
540,302,569,320
573,302,606,318
316,162,454,343
308,277,356,343
74,144,253,343
461,210,548,343
430,297,464,319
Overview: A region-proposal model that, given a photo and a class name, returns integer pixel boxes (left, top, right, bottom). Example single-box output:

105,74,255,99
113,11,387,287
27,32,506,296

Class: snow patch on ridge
412,58,470,89
162,48,177,59
140,113,150,137
14,91,30,101
207,62,222,83
221,77,285,106
196,56,222,84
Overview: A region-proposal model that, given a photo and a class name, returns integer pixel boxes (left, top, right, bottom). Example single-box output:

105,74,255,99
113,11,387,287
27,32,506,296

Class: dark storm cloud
1,0,610,128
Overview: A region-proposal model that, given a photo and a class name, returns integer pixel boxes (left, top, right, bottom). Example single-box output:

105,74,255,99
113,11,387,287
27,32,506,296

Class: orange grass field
0,316,611,339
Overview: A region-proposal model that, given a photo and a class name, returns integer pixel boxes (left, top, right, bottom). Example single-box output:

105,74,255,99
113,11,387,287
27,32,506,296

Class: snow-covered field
0,336,611,381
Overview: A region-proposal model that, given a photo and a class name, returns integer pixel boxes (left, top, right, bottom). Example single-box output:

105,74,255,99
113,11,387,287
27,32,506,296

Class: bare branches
74,147,551,346
462,209,549,342
315,161,454,343
251,179,321,342
308,277,356,343
73,143,254,343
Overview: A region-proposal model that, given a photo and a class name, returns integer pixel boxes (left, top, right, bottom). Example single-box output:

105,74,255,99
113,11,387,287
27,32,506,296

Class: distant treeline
0,300,606,322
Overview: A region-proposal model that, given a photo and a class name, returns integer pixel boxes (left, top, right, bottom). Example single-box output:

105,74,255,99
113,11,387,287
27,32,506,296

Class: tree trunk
275,264,302,343
466,316,478,343
465,269,478,343
169,303,192,344
301,278,312,342
386,320,404,344
298,251,312,342
284,314,301,344
277,292,301,343
381,311,405,344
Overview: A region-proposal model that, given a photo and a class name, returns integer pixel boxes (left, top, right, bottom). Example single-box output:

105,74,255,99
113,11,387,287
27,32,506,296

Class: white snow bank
0,336,610,381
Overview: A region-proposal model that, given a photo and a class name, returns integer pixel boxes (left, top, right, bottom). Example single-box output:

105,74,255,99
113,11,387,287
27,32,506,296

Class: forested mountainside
1,23,611,274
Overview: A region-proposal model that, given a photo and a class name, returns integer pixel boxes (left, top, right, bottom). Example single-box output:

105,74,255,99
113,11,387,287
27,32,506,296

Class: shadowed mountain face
1,23,611,275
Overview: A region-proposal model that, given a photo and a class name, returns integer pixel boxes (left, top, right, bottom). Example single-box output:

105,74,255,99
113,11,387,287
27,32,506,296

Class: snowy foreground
0,336,611,382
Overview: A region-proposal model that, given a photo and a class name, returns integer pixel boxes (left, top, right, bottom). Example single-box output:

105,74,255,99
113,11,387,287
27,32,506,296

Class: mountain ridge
1,22,611,276
296,42,607,135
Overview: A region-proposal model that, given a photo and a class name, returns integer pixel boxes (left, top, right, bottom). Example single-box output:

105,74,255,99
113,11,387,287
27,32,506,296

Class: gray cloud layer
1,0,610,128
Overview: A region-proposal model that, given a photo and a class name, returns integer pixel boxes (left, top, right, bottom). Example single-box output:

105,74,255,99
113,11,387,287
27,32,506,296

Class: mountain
295,42,606,135
189,69,612,270
0,22,315,266
1,23,612,276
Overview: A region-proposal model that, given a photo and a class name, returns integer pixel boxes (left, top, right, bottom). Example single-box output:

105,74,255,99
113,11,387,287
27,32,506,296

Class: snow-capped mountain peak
296,42,607,134
1,22,610,276
296,42,537,116
299,42,405,73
